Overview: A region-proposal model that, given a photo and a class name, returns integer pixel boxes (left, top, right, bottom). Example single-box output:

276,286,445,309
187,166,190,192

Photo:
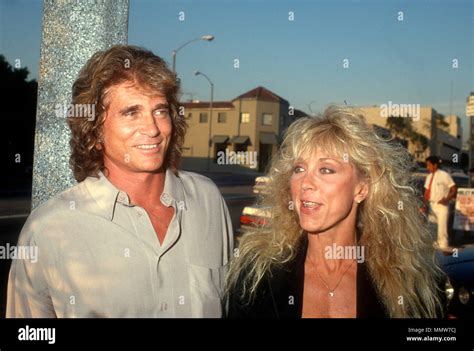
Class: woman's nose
301,171,317,191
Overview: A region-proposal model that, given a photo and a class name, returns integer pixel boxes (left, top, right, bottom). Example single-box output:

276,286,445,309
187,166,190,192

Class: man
424,156,456,250
7,45,233,317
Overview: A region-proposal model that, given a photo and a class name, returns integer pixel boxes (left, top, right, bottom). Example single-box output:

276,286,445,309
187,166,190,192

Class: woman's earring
288,201,294,211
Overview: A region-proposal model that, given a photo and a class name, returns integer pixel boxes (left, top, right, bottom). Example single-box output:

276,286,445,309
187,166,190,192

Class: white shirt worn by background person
7,169,233,318
424,169,455,205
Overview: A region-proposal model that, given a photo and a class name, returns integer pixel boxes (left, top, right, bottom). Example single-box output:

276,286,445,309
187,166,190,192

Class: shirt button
159,302,168,311
161,194,171,205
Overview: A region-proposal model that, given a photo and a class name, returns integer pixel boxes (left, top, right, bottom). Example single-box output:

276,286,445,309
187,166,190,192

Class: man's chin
129,161,166,174
139,165,166,173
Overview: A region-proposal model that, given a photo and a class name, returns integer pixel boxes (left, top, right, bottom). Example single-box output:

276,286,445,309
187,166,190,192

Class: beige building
358,105,462,166
467,92,474,117
180,87,302,172
466,92,474,169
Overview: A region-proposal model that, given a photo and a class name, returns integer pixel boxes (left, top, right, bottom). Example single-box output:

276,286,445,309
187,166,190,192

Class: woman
227,106,445,318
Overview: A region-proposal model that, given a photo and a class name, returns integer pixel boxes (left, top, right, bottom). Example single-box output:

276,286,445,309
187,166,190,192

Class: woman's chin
299,221,323,234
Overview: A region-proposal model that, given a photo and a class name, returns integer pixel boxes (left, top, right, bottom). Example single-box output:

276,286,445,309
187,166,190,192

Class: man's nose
140,114,160,137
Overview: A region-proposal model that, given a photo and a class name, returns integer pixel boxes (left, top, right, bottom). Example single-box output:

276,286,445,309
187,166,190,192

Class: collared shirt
424,170,455,204
7,169,233,318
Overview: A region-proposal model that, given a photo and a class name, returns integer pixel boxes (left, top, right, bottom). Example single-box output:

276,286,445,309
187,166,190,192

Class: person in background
424,156,456,250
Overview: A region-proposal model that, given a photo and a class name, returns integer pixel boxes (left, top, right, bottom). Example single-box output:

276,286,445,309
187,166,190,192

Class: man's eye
124,110,137,117
154,109,169,118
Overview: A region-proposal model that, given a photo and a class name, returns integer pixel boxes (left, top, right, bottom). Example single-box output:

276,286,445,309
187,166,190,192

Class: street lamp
172,35,214,73
307,100,317,115
194,70,214,172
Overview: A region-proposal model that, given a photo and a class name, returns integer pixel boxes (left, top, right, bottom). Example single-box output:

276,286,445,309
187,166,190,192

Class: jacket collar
267,236,388,318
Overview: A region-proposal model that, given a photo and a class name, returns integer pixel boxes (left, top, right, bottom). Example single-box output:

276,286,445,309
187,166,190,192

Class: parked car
252,176,270,195
450,172,469,188
239,176,271,233
239,203,271,232
437,247,474,318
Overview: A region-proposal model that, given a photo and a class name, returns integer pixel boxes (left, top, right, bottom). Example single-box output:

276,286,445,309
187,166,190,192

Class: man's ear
95,128,104,151
95,111,106,150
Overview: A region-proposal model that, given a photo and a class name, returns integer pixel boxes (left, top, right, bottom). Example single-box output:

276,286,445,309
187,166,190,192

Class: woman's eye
293,166,304,173
320,167,334,174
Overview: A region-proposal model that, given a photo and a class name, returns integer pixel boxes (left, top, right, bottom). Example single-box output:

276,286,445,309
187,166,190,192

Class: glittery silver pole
32,0,129,209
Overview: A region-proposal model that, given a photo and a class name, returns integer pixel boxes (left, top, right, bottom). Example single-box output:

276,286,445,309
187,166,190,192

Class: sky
1,0,473,138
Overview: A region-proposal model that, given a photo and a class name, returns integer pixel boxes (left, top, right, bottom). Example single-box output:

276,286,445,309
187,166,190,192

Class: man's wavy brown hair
68,44,186,182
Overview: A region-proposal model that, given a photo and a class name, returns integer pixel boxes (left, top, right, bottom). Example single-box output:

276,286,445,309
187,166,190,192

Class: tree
386,115,428,153
0,55,38,194
435,113,449,130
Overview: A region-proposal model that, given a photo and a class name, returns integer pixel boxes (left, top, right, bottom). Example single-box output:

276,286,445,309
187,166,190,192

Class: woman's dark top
228,237,388,318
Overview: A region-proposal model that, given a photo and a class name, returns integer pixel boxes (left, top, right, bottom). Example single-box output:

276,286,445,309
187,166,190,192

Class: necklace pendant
329,291,334,297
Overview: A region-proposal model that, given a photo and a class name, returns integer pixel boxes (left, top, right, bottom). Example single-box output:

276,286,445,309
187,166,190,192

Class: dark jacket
228,238,388,318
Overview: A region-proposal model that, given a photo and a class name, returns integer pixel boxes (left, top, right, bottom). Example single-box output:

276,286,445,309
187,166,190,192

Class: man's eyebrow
153,103,169,110
119,104,141,115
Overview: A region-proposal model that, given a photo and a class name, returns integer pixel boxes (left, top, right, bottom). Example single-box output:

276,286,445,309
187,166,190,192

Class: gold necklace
307,255,355,297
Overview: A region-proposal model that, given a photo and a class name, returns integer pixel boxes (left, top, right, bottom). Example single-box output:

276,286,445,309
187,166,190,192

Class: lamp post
172,35,214,73
194,70,214,172
307,100,317,115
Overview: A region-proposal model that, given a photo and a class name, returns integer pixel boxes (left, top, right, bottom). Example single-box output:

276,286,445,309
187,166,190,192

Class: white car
239,176,271,233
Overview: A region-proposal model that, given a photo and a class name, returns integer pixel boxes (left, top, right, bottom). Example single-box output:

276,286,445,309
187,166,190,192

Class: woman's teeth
302,201,318,208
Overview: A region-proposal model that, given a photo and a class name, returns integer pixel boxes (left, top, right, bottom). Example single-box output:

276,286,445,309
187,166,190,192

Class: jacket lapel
267,237,388,318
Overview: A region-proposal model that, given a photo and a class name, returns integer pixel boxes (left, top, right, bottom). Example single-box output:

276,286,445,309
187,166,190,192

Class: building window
218,112,227,123
199,112,208,123
235,144,248,153
262,113,273,126
187,112,192,120
240,112,250,123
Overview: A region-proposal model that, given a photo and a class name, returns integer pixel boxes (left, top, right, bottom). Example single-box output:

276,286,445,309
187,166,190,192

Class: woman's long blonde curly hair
227,105,444,318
